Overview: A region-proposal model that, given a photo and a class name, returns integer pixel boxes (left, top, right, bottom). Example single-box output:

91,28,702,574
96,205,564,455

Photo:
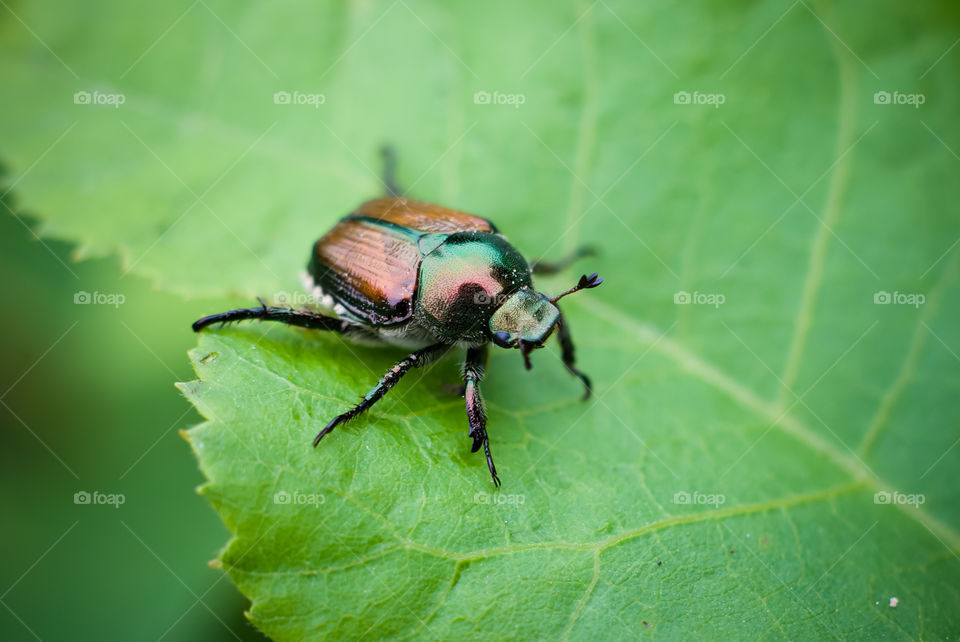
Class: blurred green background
0,197,265,640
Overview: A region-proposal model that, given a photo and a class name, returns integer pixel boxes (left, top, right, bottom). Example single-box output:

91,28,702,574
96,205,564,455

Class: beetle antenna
549,272,603,304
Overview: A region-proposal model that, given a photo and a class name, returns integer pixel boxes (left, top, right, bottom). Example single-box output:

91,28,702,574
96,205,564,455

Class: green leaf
4,0,960,638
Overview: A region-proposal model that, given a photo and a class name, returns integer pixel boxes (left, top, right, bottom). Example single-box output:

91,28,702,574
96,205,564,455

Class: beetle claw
579,373,593,401
313,416,343,446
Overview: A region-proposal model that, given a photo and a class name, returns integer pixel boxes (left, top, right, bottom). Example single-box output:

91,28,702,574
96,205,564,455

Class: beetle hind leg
463,345,500,486
192,299,347,333
380,145,402,197
313,342,447,446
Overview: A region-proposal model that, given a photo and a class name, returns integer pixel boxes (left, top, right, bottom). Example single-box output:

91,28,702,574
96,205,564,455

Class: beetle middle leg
530,246,596,275
314,342,447,446
463,345,500,486
556,312,592,400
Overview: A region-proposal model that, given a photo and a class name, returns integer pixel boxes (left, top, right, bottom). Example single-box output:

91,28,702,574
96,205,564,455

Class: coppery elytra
192,147,602,486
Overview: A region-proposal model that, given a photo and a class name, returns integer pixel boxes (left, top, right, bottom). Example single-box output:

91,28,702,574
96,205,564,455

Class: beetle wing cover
353,198,497,234
310,218,421,325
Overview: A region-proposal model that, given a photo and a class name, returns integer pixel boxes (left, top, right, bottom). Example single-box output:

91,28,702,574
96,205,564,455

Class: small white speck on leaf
889,597,899,608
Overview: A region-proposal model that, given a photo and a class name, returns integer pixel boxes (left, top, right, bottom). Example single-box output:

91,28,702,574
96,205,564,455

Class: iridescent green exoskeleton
192,148,602,486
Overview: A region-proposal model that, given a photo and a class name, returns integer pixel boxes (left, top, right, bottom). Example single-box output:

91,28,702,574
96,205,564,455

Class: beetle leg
556,312,592,400
192,299,348,333
380,145,402,197
530,246,596,275
314,342,447,446
463,345,500,486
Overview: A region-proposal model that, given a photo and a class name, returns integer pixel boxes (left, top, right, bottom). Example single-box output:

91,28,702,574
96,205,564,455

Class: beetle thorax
415,232,532,343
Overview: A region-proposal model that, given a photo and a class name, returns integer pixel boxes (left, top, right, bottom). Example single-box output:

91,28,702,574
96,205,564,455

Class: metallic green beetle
193,149,602,485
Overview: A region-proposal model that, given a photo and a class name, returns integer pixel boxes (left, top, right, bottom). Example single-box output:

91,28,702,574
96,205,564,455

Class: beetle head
488,273,603,370
489,288,558,368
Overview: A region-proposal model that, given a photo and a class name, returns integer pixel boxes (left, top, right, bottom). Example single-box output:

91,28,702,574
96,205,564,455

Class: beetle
192,148,602,485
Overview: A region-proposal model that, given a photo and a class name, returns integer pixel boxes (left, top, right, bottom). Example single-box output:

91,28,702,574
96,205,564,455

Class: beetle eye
492,331,512,348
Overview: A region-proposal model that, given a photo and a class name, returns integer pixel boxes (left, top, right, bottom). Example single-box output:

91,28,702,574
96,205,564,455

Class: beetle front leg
530,246,595,275
314,342,447,446
463,345,500,486
556,312,592,400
